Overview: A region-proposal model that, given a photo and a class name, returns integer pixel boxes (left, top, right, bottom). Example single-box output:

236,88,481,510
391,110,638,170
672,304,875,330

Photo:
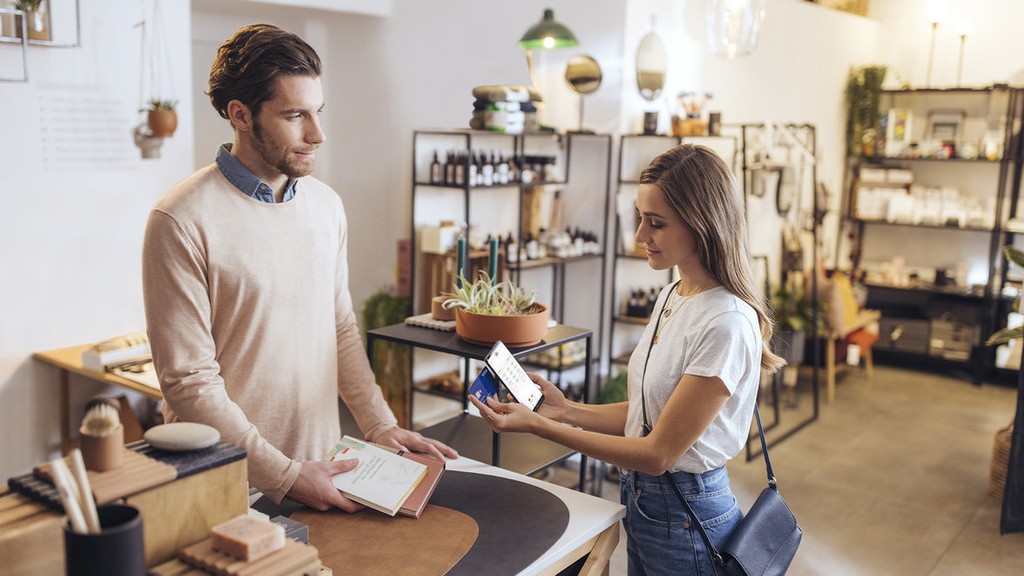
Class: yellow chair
824,272,880,403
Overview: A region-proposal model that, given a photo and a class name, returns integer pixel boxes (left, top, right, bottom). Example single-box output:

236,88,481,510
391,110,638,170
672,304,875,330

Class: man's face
249,74,326,179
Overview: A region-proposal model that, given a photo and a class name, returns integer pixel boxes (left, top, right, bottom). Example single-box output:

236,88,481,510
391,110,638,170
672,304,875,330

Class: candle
488,235,498,284
456,234,466,288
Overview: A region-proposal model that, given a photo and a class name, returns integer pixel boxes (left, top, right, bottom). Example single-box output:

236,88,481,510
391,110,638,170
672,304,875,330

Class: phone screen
484,341,544,411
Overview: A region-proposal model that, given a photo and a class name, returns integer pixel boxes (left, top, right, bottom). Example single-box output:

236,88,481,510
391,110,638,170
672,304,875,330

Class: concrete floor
589,364,1024,575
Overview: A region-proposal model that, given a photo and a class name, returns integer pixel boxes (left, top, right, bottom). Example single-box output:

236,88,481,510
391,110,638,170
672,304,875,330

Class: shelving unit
845,85,1024,382
409,129,612,413
607,133,738,369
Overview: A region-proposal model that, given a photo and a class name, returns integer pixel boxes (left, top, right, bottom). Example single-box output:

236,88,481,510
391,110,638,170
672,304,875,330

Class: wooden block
0,492,63,576
127,457,248,567
179,537,319,576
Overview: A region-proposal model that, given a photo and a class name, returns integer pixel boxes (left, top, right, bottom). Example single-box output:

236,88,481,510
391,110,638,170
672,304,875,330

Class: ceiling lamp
519,8,578,90
706,0,766,59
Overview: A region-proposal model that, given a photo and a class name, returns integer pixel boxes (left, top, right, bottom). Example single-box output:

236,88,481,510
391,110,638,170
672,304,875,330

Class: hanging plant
844,65,887,157
142,98,178,138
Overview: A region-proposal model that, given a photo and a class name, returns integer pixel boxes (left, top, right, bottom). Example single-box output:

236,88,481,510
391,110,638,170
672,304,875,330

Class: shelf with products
845,85,1024,381
410,129,612,414
607,133,738,374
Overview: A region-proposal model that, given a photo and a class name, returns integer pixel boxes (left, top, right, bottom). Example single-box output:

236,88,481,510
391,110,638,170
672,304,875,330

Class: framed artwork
926,109,966,143
884,108,913,157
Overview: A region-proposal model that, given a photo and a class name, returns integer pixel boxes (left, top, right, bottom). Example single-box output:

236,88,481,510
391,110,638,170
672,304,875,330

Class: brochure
327,436,427,516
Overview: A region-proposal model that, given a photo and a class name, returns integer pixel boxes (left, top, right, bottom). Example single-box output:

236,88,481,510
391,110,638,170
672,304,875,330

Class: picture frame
884,108,913,157
926,109,966,143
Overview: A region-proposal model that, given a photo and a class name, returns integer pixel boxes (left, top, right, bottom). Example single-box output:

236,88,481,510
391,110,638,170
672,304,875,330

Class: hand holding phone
484,341,544,411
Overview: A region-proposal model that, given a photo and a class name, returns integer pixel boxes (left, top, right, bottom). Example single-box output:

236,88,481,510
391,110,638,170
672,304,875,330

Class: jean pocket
686,488,742,545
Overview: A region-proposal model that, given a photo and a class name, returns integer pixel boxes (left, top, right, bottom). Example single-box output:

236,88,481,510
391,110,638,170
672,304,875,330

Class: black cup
643,111,659,134
64,504,145,576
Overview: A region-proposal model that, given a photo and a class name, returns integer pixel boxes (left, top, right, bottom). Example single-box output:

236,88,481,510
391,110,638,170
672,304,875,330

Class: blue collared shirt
216,144,298,203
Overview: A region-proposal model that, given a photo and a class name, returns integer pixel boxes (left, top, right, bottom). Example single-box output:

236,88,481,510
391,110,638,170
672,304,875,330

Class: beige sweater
142,166,397,503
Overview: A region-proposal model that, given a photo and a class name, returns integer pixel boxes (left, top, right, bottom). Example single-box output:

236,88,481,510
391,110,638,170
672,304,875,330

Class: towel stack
470,85,541,134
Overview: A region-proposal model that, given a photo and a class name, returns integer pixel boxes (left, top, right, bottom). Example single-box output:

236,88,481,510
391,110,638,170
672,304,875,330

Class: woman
471,144,784,575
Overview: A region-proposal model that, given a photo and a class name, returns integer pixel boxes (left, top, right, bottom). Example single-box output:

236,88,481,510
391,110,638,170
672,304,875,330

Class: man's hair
207,24,321,120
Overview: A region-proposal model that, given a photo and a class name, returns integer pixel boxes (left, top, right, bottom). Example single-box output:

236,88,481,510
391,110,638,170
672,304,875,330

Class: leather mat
429,470,570,576
292,503,477,575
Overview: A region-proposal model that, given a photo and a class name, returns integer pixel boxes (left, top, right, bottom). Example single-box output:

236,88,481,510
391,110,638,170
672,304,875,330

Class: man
142,24,456,511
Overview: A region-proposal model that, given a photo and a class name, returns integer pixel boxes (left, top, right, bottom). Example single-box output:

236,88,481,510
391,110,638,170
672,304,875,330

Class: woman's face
635,183,700,272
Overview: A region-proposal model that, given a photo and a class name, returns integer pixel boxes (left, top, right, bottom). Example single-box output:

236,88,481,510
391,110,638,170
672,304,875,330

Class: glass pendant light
706,0,766,59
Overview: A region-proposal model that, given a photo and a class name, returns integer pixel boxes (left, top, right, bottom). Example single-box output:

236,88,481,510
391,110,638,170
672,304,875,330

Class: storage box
929,318,976,361
419,223,460,255
878,317,930,354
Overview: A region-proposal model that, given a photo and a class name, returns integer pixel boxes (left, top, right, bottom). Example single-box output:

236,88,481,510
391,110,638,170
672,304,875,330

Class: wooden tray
178,538,320,576
35,449,177,504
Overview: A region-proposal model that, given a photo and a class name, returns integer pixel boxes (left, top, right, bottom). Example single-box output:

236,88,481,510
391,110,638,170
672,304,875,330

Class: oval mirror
636,31,666,101
565,54,602,95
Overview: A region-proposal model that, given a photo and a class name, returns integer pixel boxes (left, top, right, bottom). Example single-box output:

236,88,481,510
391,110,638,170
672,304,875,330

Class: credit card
469,367,499,403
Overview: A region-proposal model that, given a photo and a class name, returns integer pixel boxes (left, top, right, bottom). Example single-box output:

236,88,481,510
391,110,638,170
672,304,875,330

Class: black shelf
859,155,1001,164
853,219,995,233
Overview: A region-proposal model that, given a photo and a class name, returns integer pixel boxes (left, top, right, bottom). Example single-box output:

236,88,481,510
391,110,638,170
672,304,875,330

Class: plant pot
671,115,707,137
454,303,549,348
24,10,49,41
147,109,178,138
772,330,806,365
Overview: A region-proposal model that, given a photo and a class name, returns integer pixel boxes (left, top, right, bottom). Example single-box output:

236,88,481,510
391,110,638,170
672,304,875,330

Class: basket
990,421,1014,499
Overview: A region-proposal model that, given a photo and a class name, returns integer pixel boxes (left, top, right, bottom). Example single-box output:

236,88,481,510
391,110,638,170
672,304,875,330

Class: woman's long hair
640,144,784,372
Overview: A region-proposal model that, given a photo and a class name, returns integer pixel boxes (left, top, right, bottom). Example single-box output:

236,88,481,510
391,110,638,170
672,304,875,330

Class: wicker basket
990,421,1015,499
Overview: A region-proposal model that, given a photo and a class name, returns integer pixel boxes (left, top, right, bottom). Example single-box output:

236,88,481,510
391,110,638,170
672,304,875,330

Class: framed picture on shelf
926,109,966,143
884,108,912,157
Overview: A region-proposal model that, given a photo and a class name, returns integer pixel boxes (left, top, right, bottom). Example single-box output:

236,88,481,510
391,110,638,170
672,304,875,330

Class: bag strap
640,280,679,436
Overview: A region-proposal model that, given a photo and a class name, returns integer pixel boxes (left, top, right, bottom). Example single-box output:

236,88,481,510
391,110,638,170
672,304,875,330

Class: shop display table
366,323,593,490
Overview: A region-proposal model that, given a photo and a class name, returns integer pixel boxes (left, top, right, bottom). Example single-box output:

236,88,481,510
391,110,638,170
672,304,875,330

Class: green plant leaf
986,326,1024,347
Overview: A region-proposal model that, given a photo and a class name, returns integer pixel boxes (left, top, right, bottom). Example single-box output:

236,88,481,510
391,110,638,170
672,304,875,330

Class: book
327,436,427,516
397,452,446,519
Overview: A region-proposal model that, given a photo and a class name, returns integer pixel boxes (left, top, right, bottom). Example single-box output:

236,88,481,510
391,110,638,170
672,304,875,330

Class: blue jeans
619,466,742,576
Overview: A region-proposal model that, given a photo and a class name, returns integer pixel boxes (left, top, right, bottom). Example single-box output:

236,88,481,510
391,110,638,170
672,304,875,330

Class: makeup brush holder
64,504,144,576
80,424,124,471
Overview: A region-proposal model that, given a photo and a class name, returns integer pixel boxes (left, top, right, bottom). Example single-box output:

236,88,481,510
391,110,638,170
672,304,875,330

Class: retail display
410,129,611,406
846,85,1024,382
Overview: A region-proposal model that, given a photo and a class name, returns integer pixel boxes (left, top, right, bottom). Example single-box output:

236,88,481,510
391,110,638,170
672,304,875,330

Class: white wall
0,0,194,479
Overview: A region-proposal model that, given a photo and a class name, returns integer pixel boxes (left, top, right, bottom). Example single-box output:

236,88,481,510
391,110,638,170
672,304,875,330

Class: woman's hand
527,372,570,423
469,394,542,434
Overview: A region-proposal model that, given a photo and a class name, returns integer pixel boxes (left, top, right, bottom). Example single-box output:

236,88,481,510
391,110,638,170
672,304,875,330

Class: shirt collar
215,144,297,203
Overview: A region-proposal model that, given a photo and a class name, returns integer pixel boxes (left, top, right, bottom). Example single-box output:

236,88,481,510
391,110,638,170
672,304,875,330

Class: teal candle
456,234,466,288
488,235,498,284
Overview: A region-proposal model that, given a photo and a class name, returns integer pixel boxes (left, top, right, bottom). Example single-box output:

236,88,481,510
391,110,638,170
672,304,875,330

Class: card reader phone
484,340,544,411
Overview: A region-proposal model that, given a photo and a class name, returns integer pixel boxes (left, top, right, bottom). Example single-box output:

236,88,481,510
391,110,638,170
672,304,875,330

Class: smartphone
469,366,499,404
484,340,544,411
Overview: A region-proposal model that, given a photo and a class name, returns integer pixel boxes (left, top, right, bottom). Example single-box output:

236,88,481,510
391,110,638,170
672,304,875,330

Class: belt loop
694,470,706,493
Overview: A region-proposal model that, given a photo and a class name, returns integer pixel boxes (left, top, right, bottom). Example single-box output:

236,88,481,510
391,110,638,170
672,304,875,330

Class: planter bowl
147,109,178,138
454,304,549,348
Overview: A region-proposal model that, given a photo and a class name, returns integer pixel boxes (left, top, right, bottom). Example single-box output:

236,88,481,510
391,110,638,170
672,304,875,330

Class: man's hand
373,427,458,461
287,459,364,512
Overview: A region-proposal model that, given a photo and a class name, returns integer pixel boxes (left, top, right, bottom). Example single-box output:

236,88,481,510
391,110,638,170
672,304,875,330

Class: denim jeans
619,466,742,576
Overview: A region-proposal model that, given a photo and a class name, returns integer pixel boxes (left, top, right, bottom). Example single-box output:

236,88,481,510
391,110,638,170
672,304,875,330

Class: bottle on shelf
430,151,442,184
505,232,518,265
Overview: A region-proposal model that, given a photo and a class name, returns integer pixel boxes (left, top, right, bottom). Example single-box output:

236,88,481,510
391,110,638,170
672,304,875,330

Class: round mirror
636,31,666,101
565,54,602,95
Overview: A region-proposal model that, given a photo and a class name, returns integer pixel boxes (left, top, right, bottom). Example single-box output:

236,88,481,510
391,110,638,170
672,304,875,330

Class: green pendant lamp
519,8,578,49
519,8,578,99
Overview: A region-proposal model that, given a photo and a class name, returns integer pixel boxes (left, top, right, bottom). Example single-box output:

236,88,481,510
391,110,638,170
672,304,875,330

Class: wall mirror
564,54,602,132
635,26,666,101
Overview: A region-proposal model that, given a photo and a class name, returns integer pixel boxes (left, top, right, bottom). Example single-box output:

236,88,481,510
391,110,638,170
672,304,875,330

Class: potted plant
361,289,412,428
143,98,178,138
985,245,1024,533
771,281,824,365
844,65,887,157
443,271,549,347
12,0,48,41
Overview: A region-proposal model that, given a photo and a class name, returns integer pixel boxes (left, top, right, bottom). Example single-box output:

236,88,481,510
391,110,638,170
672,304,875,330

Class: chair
823,271,880,404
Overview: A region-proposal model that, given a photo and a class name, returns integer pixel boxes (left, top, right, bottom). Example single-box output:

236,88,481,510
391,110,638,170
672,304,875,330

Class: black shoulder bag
641,287,801,575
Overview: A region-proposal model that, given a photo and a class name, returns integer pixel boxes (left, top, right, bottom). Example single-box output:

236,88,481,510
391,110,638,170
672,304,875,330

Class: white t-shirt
625,283,762,473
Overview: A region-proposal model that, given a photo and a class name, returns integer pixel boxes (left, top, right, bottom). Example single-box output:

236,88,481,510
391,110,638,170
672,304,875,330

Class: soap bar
211,515,285,562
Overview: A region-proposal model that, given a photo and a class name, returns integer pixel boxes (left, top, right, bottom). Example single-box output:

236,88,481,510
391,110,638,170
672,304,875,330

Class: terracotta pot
671,115,707,137
147,109,178,138
455,303,549,348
